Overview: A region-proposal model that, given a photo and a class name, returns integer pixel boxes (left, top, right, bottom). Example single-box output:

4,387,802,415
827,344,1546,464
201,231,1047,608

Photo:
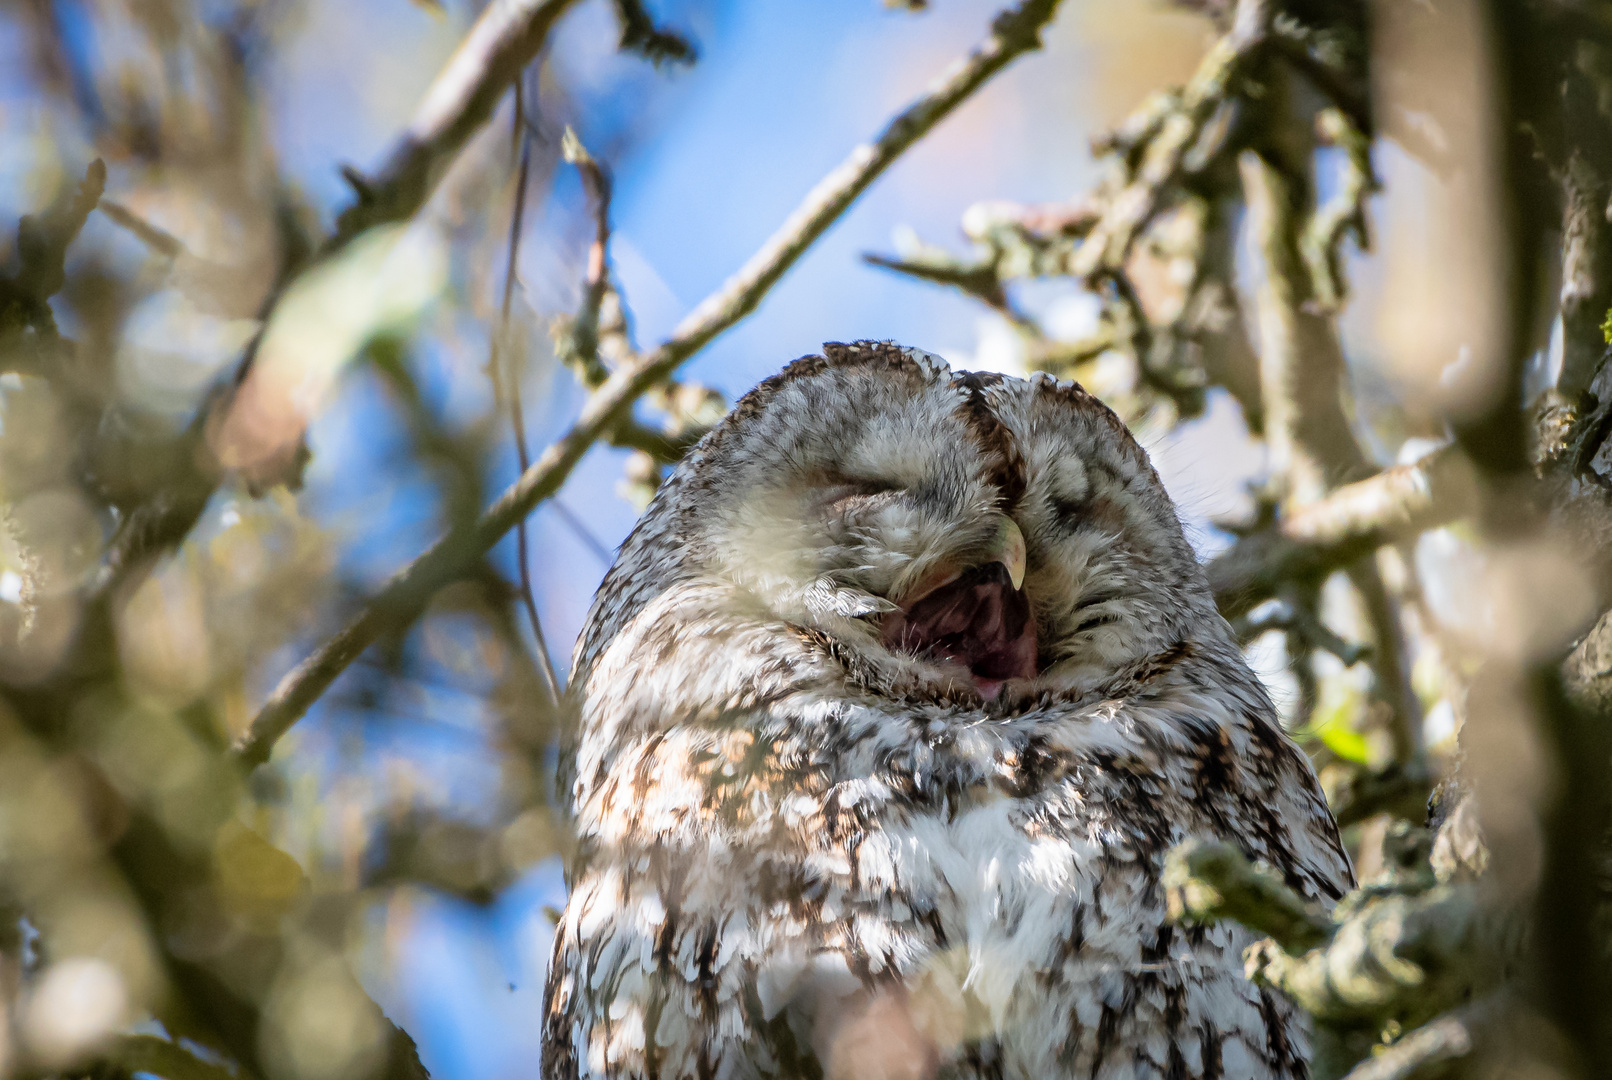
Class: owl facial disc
880,520,1037,700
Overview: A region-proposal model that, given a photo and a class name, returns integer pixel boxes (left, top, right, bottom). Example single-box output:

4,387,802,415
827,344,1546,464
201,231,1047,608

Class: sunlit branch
554,127,616,388
233,0,1070,768
100,0,594,582
1067,0,1274,280
1207,451,1468,620
327,0,585,252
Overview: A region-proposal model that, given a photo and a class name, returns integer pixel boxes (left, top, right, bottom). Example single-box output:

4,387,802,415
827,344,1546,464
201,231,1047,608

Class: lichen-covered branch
1068,0,1274,279
1164,839,1332,951
1165,835,1507,1076
1243,885,1496,1028
233,0,1071,767
1207,451,1468,620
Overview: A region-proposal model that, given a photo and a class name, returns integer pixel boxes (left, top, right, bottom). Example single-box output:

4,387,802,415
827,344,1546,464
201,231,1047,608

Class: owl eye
816,477,903,515
1049,493,1088,521
1044,457,1091,522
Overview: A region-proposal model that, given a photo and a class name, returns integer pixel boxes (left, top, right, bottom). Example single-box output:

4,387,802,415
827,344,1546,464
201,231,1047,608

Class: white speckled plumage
543,343,1352,1080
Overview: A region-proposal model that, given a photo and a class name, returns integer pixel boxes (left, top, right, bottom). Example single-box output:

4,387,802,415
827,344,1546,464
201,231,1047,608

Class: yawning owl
543,342,1351,1080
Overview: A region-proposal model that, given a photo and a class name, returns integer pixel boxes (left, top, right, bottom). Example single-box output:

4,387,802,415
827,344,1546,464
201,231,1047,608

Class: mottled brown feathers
544,343,1350,1080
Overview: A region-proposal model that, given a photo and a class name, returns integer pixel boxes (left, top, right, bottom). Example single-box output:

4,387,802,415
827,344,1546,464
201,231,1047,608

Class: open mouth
880,561,1038,701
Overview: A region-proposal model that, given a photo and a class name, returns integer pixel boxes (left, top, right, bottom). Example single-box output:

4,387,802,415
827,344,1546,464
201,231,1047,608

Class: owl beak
896,516,1027,606
989,516,1027,591
880,514,1038,698
889,515,1025,609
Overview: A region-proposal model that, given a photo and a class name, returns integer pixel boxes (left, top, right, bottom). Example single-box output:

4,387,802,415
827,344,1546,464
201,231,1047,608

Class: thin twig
1348,556,1423,764
555,127,615,387
98,197,186,260
501,84,562,706
232,0,1069,768
1232,597,1368,666
550,500,615,565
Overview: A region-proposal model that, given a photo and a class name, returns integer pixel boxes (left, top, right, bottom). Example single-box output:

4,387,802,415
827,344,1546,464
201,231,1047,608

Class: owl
542,342,1352,1080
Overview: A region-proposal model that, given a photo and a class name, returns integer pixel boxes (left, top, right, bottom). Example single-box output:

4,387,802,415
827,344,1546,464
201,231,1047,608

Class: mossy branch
1164,839,1333,951
1165,835,1507,1074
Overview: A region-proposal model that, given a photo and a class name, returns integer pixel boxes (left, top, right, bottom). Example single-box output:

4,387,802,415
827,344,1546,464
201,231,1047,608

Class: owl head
577,341,1230,707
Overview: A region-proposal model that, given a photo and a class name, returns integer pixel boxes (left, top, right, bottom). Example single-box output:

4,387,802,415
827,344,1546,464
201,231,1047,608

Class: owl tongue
882,562,1038,701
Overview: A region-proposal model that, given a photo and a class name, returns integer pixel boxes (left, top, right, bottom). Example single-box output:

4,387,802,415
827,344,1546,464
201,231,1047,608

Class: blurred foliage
0,0,1611,1079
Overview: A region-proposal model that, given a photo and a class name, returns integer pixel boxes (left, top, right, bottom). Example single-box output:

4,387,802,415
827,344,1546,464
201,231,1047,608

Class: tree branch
0,159,105,343
232,0,1070,768
1068,0,1273,279
96,0,591,581
328,0,585,252
1164,838,1333,951
1207,450,1471,620
1335,1005,1476,1080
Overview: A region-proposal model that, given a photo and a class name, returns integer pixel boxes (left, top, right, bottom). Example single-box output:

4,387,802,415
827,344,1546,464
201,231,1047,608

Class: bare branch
1324,757,1436,831
98,0,591,578
232,0,1071,768
1301,107,1377,313
328,0,585,252
554,127,616,388
1068,0,1273,279
1207,451,1471,619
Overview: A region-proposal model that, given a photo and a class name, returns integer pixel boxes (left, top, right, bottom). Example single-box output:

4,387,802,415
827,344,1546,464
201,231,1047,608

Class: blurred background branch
4,0,1612,1077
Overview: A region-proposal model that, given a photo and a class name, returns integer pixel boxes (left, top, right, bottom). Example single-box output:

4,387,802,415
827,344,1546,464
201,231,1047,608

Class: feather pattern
544,343,1351,1080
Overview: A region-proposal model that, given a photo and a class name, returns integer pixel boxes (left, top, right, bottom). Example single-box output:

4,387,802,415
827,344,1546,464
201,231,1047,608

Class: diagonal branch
328,0,585,252
100,0,592,583
233,0,1069,768
1207,450,1471,620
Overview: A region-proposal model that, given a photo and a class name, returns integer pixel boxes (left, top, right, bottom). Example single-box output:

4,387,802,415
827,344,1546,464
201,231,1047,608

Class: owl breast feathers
543,342,1352,1080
